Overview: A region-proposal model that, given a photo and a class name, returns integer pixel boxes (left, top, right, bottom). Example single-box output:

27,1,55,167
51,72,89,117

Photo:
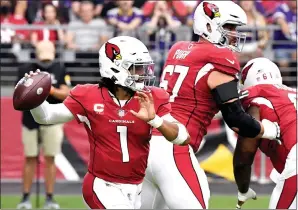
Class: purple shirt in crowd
107,7,143,24
273,3,297,49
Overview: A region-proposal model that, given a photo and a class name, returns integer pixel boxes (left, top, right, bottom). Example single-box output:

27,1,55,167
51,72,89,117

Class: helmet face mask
124,61,156,92
217,23,246,52
98,36,156,92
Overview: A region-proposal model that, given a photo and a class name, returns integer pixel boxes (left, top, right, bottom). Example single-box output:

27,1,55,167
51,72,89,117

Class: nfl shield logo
118,109,126,118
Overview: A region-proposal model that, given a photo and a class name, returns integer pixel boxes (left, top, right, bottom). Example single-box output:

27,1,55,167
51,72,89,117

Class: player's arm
207,71,279,140
30,101,74,124
30,77,87,126
233,105,260,193
131,91,190,145
233,106,260,209
16,70,73,124
150,90,190,145
155,114,190,145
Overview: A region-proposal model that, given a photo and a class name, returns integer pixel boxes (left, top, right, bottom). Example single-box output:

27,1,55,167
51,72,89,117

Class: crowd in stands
0,0,297,86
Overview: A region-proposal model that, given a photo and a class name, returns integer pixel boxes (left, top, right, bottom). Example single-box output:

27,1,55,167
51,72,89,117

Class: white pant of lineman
82,172,142,209
141,136,210,209
269,144,297,209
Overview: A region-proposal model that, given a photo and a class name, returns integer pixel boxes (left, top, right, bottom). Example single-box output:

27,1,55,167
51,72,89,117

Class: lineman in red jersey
20,36,191,209
234,57,297,209
141,1,281,209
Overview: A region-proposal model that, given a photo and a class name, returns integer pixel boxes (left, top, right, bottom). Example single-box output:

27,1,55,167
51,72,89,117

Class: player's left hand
130,91,156,122
236,188,257,209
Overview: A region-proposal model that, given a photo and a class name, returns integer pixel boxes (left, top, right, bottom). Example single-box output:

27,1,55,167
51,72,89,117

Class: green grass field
1,195,270,209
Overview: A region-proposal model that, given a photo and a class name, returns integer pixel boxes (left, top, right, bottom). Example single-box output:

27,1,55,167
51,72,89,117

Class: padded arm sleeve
30,101,74,124
220,100,261,138
211,80,261,138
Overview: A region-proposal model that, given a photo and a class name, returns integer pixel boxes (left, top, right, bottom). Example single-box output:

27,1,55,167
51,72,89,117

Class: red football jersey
63,84,171,184
241,84,297,173
160,41,240,152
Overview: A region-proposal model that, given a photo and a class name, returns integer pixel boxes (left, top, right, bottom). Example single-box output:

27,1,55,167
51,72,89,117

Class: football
13,72,52,111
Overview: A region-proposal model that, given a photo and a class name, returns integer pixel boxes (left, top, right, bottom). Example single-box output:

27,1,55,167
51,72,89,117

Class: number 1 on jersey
117,126,129,162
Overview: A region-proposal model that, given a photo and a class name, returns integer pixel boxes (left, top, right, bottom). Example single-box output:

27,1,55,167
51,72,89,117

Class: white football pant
141,136,210,209
82,172,142,209
269,144,297,209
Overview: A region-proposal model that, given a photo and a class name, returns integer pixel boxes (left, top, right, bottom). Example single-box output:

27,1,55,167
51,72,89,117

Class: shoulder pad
240,86,261,110
150,87,170,102
70,84,95,99
208,46,240,76
167,41,186,54
150,87,171,116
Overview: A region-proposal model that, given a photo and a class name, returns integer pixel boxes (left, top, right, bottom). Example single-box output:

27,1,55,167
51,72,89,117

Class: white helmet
240,57,283,89
193,1,247,52
99,36,155,92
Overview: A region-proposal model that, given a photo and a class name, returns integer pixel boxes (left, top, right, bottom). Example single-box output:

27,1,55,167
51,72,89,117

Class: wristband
147,115,163,128
171,123,188,145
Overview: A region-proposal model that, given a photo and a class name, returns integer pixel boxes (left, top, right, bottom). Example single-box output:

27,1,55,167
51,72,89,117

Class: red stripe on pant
276,175,297,209
173,145,206,209
82,172,106,209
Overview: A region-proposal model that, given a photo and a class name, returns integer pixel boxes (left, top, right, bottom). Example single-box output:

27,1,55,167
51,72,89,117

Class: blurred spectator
100,0,117,18
272,0,297,85
144,1,181,40
142,1,181,79
70,0,104,21
107,0,142,36
182,0,199,15
16,40,71,210
142,1,188,23
1,0,29,43
254,0,284,22
56,0,74,23
70,0,80,20
186,10,202,41
25,0,41,24
93,0,104,17
31,3,65,47
238,0,269,62
66,0,108,51
26,0,61,24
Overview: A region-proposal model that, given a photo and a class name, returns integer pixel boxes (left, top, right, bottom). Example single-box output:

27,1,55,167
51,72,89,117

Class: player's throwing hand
236,188,257,209
130,91,156,122
15,69,40,90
